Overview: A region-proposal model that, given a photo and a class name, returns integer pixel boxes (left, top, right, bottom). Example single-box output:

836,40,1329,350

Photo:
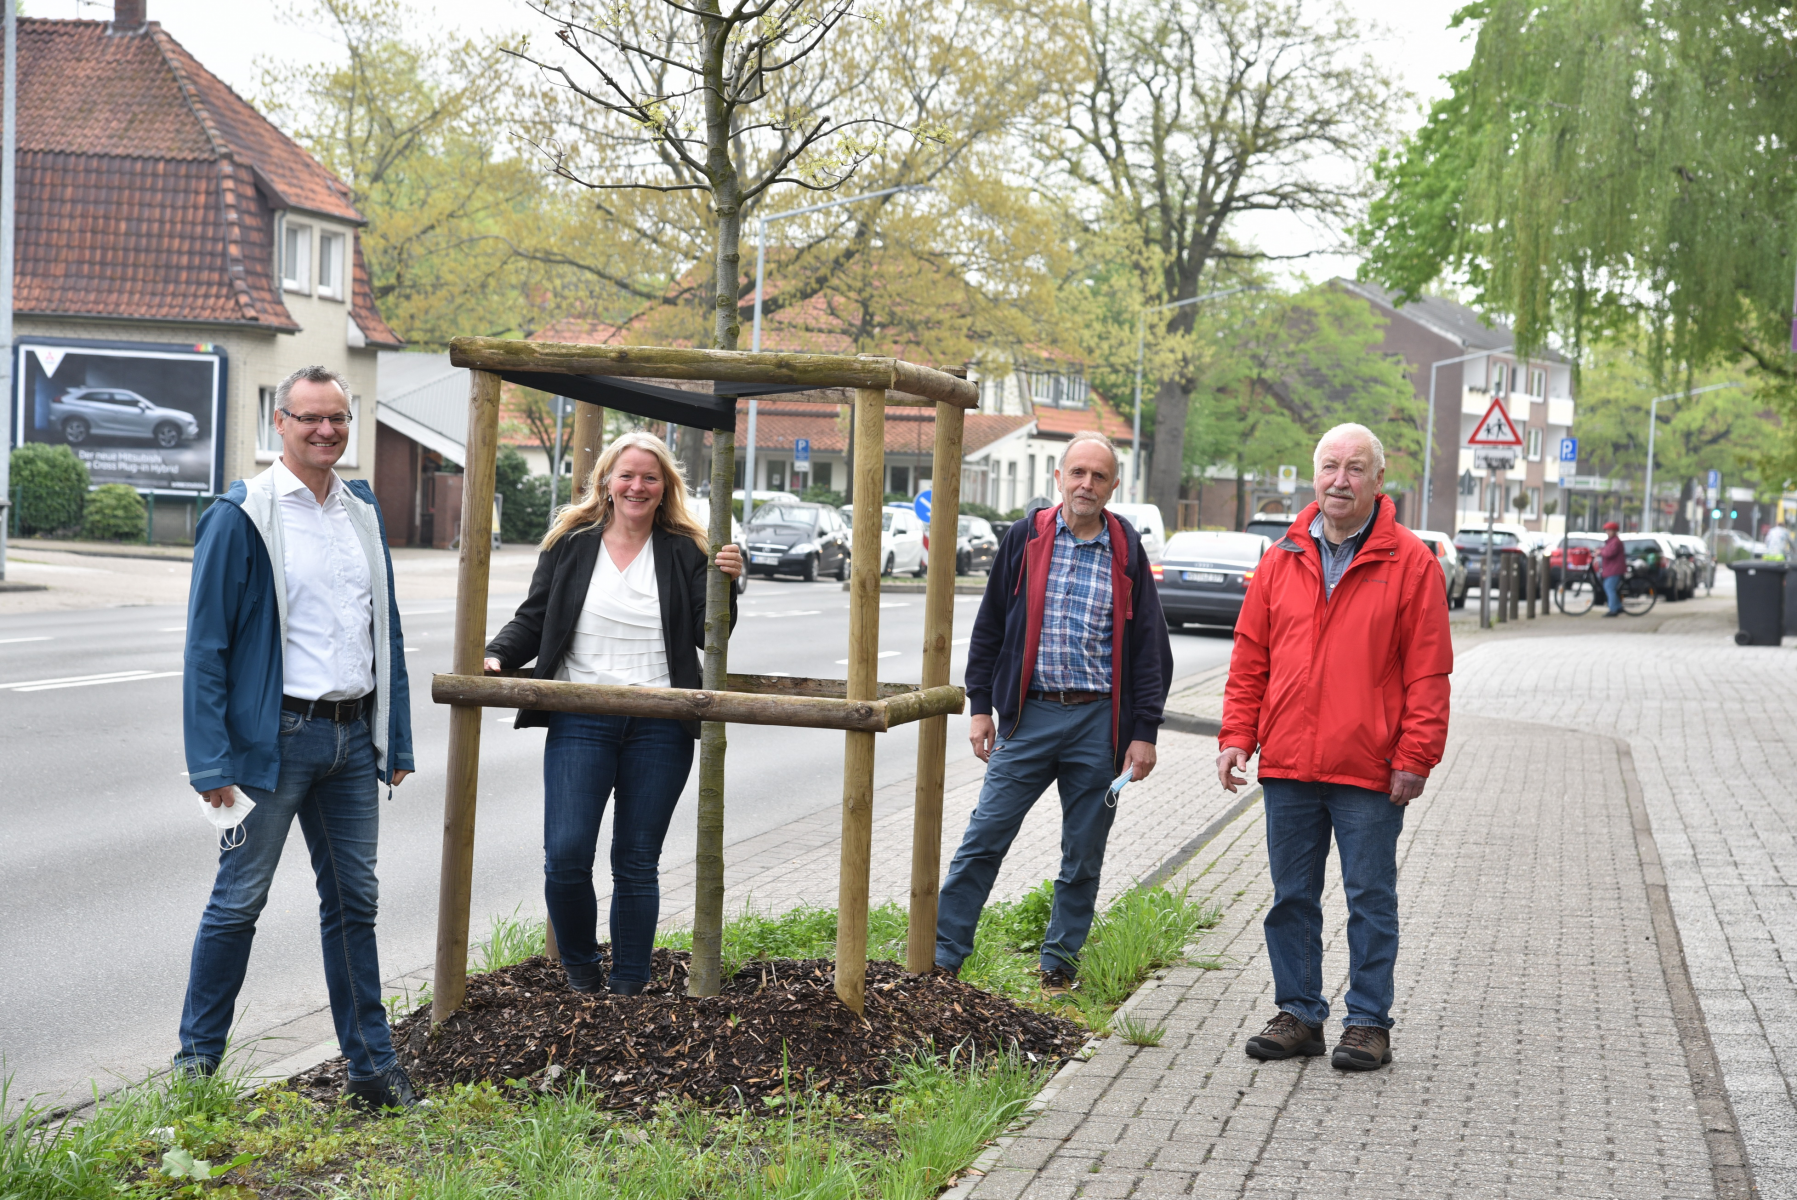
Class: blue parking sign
914,489,932,523
1558,437,1577,463
793,437,810,467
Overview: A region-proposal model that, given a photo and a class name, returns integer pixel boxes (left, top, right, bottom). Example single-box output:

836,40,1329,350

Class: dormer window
317,231,346,300
282,219,311,293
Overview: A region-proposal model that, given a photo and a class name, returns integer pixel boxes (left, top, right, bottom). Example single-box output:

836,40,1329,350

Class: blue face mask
197,791,255,851
1105,768,1134,809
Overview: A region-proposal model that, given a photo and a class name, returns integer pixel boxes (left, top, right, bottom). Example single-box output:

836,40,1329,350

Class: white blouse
557,537,669,687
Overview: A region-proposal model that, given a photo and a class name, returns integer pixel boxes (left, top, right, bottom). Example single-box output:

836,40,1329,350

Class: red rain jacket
1221,495,1453,792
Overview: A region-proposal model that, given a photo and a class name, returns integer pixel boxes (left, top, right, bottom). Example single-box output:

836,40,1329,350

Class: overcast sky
41,0,1478,283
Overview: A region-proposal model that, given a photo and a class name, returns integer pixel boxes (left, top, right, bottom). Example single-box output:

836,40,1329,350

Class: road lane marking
0,636,51,645
951,637,971,645
161,626,186,632
835,651,901,664
743,610,822,619
879,601,910,609
10,670,182,692
2,669,155,689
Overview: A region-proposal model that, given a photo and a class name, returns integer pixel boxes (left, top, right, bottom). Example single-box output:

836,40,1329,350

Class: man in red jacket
1217,424,1452,1072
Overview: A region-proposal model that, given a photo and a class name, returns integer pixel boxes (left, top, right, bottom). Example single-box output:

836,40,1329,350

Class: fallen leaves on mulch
287,951,1085,1114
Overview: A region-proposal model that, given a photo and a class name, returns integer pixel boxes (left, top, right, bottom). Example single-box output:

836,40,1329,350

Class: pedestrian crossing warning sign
1466,397,1524,447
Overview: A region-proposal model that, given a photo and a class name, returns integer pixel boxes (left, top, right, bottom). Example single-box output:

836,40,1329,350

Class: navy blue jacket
183,473,414,792
965,504,1173,771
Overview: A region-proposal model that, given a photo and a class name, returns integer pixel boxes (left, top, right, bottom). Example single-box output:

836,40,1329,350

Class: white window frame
1526,426,1543,462
1530,368,1546,397
282,218,312,294
317,230,346,300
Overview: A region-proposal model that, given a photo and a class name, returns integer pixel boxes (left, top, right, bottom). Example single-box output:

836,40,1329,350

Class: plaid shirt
1032,509,1113,693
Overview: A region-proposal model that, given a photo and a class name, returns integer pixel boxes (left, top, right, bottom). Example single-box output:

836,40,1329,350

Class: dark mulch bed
288,951,1086,1113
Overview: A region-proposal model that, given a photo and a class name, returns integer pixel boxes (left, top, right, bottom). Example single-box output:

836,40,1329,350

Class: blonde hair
540,429,709,553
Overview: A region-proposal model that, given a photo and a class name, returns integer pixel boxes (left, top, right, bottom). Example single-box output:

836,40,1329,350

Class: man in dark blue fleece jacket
938,432,1172,992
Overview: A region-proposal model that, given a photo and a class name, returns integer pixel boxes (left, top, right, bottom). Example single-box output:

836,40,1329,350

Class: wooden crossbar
447,337,979,409
430,673,965,732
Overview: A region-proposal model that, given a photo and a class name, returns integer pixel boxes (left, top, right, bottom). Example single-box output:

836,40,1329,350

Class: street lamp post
1130,285,1258,506
1640,381,1741,531
747,184,928,522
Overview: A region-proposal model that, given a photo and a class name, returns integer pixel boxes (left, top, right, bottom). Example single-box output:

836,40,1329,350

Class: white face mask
197,791,256,850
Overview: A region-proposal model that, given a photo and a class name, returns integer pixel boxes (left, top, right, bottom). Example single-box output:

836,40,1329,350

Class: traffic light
1712,508,1722,519
1730,509,1739,519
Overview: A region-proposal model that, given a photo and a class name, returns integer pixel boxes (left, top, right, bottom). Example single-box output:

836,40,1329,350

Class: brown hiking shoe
1039,967,1076,997
1332,1025,1392,1071
1245,1011,1325,1060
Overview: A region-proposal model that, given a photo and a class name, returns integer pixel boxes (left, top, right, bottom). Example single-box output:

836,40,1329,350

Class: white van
1106,502,1167,563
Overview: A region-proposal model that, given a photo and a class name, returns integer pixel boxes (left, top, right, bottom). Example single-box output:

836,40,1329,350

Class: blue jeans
543,713,693,985
177,711,395,1080
1603,574,1622,613
936,698,1118,974
1261,779,1405,1029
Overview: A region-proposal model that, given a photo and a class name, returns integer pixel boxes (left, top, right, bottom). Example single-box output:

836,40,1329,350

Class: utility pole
0,0,16,581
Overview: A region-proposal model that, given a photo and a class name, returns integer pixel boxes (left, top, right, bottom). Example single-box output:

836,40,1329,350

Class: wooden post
835,388,885,1013
570,401,606,500
432,369,502,1024
688,429,736,996
907,402,963,973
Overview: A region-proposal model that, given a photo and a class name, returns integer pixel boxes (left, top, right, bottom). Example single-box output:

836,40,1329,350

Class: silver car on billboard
49,387,200,448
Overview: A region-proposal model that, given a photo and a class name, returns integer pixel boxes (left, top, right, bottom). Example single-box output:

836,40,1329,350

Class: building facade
8,5,400,540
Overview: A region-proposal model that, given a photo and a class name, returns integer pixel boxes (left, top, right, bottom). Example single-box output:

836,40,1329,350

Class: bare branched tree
1038,0,1401,517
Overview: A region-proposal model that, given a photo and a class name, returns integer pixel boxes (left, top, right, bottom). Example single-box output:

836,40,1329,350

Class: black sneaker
565,961,606,993
1245,1011,1325,1060
1039,967,1076,997
1331,1025,1392,1071
345,1064,419,1112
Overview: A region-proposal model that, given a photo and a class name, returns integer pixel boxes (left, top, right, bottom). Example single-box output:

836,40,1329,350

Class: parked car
684,496,749,593
880,504,928,576
741,501,850,581
1623,533,1694,600
1453,523,1530,589
1105,502,1167,566
1547,532,1605,585
1158,530,1271,630
1411,529,1469,609
1712,528,1764,562
50,387,199,448
956,515,998,575
1243,512,1298,544
1666,533,1716,592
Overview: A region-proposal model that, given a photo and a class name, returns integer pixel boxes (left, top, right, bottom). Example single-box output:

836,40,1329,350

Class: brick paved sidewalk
967,717,1719,1199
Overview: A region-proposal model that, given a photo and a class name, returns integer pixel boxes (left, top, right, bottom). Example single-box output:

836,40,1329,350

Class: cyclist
1599,521,1626,617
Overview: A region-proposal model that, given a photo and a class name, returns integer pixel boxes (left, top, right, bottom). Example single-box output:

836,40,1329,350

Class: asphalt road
0,570,1234,1110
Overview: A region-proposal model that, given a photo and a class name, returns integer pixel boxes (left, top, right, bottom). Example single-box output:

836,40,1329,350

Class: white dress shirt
556,538,669,687
274,459,375,701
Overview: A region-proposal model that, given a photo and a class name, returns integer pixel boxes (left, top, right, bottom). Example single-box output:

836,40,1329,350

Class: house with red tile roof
7,1,400,535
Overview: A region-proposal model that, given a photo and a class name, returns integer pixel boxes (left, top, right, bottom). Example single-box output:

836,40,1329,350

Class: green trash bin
1729,560,1787,645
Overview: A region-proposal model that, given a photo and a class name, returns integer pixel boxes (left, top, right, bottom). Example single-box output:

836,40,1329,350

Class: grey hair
1312,423,1385,474
274,365,351,412
1063,429,1120,473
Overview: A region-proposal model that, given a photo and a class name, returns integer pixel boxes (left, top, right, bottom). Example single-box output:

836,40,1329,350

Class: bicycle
1556,566,1598,615
1619,558,1658,616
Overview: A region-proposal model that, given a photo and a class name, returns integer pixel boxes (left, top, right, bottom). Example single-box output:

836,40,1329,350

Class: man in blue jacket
938,432,1173,992
176,365,416,1110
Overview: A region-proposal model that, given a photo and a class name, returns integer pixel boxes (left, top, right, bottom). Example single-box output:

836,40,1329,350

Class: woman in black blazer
484,431,741,994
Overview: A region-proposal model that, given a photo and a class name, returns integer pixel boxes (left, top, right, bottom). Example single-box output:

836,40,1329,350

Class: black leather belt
282,694,370,723
1028,689,1109,705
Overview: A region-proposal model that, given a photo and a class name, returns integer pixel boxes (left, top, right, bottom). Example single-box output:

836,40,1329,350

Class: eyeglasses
279,410,353,428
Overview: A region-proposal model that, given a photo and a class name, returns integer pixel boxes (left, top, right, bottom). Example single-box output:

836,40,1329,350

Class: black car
1159,531,1271,630
1452,527,1523,589
957,515,998,575
742,502,851,581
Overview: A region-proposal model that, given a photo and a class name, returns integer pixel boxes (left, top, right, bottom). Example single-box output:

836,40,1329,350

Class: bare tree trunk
688,2,741,997
1233,471,1247,532
1146,379,1188,520
676,424,709,494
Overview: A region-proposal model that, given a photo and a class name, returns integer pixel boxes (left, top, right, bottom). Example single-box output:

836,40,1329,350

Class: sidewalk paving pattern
969,715,1718,1199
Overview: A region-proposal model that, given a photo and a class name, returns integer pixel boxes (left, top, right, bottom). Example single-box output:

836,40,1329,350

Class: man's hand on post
969,714,996,763
1217,747,1251,793
1124,740,1156,782
1388,770,1425,806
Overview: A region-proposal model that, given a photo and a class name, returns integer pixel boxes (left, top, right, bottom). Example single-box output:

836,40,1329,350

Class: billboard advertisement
12,338,226,494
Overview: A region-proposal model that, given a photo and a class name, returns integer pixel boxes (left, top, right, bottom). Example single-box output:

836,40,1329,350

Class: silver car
50,387,199,448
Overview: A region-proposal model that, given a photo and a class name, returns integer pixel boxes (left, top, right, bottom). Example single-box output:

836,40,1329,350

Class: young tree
1036,0,1403,518
517,0,925,996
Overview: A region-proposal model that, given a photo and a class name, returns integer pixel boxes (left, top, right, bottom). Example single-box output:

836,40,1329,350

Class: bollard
1525,552,1537,619
1510,553,1522,621
1496,553,1509,624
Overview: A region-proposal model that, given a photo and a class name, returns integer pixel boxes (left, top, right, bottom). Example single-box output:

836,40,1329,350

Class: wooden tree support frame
430,341,976,1023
